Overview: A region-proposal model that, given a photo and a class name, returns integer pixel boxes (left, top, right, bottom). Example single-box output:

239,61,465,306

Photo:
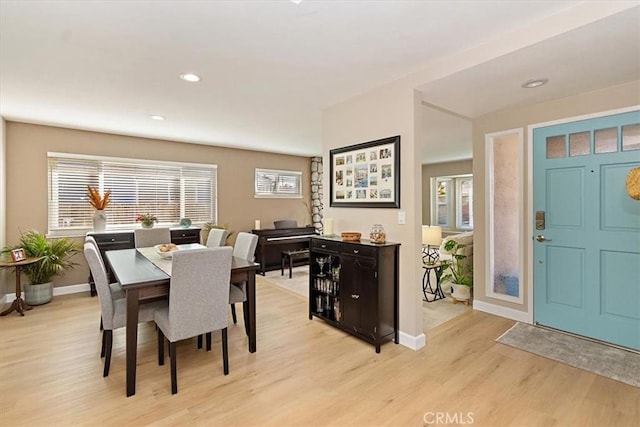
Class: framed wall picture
10,248,26,262
330,135,400,208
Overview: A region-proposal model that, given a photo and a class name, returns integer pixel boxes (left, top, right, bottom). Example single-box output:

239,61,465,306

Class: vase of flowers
87,186,111,232
136,213,158,229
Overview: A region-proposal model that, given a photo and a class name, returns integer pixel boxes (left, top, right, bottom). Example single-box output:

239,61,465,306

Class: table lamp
422,225,442,265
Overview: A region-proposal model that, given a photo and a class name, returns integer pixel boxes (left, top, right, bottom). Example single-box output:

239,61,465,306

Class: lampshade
422,225,442,246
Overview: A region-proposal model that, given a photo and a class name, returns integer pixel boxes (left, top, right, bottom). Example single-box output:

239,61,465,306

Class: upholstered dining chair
85,235,124,334
134,227,171,248
154,247,233,394
84,242,166,377
206,228,230,248
229,232,258,333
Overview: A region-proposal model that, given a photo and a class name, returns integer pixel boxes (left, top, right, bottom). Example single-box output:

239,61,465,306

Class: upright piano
252,226,318,275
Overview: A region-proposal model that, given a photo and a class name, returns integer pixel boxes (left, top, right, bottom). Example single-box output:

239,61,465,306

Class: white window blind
255,168,302,198
48,153,217,235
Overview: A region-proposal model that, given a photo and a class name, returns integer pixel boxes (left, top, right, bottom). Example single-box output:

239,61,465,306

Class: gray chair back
84,242,115,329
206,228,230,248
274,220,297,229
135,227,171,248
166,247,232,341
233,232,258,262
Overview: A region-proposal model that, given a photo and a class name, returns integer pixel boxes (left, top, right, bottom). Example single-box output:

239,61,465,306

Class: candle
324,218,334,235
254,220,261,230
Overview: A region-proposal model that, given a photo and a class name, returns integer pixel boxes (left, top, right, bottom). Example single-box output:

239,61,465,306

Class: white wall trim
473,299,530,323
399,331,426,350
1,283,91,304
525,104,640,324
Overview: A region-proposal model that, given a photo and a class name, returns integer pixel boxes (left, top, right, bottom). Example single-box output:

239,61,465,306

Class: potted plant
136,213,158,229
3,230,80,305
440,239,473,304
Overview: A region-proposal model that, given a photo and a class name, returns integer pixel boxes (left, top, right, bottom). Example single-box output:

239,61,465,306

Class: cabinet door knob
351,294,359,299
182,233,186,237
353,249,359,254
321,244,326,248
111,238,116,242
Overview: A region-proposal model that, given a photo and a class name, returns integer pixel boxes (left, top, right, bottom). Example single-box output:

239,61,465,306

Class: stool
281,249,310,278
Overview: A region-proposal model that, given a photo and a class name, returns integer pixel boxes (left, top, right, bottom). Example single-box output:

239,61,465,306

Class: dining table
105,244,259,397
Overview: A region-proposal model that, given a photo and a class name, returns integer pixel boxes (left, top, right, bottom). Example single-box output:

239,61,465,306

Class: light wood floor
1,278,638,426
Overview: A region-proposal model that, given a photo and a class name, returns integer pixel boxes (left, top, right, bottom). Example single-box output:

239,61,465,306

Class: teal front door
533,110,640,351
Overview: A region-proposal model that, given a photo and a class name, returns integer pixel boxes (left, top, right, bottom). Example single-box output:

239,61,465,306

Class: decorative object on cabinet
341,232,361,242
136,213,158,228
369,224,386,243
309,236,400,353
87,185,111,232
329,135,400,208
421,225,442,265
179,218,192,228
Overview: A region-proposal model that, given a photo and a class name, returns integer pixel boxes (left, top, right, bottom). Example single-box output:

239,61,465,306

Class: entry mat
496,322,639,388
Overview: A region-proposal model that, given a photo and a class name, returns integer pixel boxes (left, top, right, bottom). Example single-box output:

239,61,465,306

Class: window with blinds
254,168,302,198
48,153,217,235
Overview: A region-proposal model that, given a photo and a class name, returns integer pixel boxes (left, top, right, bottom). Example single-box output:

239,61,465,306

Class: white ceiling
1,1,638,160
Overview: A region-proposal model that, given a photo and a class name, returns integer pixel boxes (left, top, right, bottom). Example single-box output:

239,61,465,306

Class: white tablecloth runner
137,243,205,276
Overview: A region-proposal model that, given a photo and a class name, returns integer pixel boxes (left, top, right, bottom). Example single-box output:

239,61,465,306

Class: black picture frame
329,135,400,208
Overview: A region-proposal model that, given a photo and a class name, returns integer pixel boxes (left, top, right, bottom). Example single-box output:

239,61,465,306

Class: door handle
535,235,552,242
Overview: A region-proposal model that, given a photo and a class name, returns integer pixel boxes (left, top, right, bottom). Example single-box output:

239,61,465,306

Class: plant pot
451,283,472,305
141,222,154,229
23,281,54,305
93,210,107,232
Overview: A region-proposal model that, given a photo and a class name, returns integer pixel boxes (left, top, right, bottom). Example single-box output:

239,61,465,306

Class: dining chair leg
169,341,178,394
222,328,229,375
157,329,165,366
103,330,113,377
230,304,237,324
242,301,250,337
100,330,106,358
206,332,212,351
100,316,103,331
197,335,203,349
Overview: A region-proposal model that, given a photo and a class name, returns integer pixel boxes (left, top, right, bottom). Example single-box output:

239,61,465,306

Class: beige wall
472,79,640,313
421,159,472,225
324,82,424,343
2,122,311,294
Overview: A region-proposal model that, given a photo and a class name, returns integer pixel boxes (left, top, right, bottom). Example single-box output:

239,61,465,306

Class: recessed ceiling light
290,0,303,4
521,78,548,89
180,73,201,82
150,115,165,121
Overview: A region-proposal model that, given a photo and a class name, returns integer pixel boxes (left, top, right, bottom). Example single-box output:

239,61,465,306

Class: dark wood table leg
126,288,140,397
247,271,256,353
0,265,32,317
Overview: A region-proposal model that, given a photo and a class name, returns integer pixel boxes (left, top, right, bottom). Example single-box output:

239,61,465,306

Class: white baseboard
1,283,90,303
473,299,530,323
399,331,426,350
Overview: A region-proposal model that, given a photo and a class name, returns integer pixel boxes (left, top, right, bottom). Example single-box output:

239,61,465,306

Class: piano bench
281,249,310,279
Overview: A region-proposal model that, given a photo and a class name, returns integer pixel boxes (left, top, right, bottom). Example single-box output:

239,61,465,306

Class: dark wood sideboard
86,227,201,296
308,236,400,353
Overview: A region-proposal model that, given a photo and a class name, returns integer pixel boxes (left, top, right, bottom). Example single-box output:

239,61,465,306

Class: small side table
422,262,445,302
0,257,43,317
